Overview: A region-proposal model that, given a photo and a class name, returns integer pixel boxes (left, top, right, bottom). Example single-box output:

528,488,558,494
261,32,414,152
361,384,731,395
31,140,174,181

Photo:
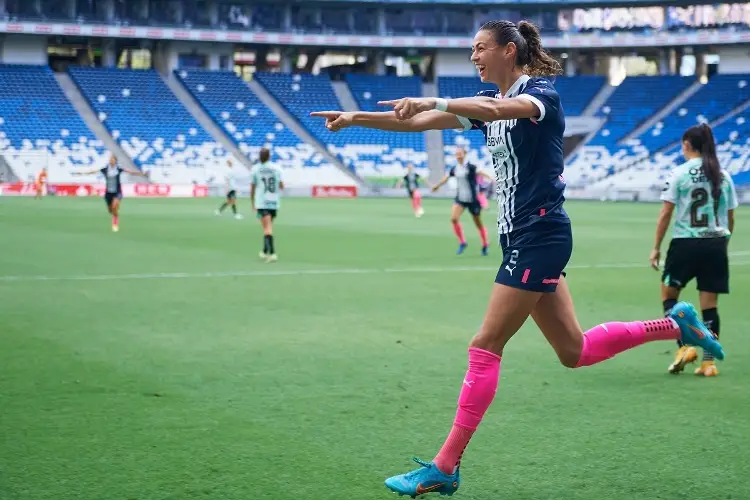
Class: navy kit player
432,147,493,255
73,154,148,232
394,163,425,217
650,123,738,377
312,20,722,497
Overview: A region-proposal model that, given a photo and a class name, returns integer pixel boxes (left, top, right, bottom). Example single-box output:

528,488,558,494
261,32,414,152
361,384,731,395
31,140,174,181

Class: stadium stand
565,75,695,187
438,75,606,169
0,64,106,182
174,69,353,187
68,67,233,184
637,74,750,153
255,72,427,179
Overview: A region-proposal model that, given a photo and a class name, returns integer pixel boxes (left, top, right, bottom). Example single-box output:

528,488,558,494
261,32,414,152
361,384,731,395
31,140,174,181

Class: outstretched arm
122,167,149,178
310,109,462,133
431,174,450,192
72,168,101,176
477,170,494,183
378,96,540,123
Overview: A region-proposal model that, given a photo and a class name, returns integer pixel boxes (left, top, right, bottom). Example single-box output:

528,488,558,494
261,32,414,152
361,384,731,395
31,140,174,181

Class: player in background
476,171,492,209
650,123,738,377
73,155,149,232
312,20,723,498
250,147,284,263
215,159,243,219
431,147,493,255
395,163,425,217
34,168,48,199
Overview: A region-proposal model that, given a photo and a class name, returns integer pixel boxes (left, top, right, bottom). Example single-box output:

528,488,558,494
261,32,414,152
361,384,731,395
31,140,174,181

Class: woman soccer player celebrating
73,155,149,232
432,147,493,255
651,123,738,377
312,20,724,498
395,163,425,217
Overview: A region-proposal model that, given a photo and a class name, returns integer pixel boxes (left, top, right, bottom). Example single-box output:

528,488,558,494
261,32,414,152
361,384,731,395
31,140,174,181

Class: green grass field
1,197,749,500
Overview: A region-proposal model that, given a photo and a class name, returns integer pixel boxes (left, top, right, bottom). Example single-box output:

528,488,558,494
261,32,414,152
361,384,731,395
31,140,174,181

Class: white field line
1,258,749,283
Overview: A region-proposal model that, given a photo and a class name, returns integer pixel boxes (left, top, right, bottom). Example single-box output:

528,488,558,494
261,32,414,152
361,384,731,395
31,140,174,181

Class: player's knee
450,216,459,224
468,330,505,357
555,342,583,368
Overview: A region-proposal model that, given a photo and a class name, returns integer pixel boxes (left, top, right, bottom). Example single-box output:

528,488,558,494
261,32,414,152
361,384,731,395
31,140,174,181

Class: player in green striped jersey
250,147,284,263
651,123,738,377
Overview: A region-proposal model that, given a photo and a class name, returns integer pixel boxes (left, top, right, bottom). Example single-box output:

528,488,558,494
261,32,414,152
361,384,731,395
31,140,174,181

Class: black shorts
226,190,237,200
662,237,729,294
496,219,573,293
455,199,482,217
104,192,122,206
257,209,277,220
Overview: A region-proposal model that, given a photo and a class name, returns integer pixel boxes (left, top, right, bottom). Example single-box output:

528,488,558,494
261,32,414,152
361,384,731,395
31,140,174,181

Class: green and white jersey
660,157,738,239
225,170,240,191
250,161,283,210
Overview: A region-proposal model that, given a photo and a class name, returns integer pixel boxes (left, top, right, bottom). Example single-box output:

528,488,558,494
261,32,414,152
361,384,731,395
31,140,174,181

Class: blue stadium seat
68,67,229,180
176,69,327,169
0,64,105,181
438,75,605,169
255,72,426,179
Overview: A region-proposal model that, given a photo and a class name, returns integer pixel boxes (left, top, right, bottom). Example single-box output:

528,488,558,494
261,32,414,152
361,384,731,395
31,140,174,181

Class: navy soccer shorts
495,219,573,293
104,192,122,207
455,199,482,217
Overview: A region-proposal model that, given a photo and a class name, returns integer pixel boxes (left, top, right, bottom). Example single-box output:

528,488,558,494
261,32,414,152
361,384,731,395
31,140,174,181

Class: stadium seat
0,64,106,182
175,69,354,187
68,67,231,184
438,75,605,170
255,72,427,180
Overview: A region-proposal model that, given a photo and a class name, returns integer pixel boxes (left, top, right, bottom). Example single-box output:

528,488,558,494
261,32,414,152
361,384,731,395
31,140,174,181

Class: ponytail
480,20,562,78
517,21,562,77
683,123,722,217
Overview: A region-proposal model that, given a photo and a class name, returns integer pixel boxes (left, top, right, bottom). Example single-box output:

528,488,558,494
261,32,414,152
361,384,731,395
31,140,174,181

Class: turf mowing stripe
2,260,750,282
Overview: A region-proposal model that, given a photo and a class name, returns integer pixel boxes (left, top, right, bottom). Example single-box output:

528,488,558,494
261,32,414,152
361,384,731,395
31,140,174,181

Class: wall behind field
1,35,47,65
434,50,477,77
717,47,750,74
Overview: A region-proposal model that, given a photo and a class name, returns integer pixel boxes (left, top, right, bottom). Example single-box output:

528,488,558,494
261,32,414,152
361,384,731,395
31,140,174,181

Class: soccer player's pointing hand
378,97,436,120
310,111,353,132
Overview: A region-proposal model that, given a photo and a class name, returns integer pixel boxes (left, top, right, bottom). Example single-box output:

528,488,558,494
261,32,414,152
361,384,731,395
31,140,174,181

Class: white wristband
434,98,448,112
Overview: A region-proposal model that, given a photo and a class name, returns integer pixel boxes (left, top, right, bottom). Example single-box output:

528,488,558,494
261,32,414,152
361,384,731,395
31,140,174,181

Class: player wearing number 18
651,123,738,376
250,147,284,263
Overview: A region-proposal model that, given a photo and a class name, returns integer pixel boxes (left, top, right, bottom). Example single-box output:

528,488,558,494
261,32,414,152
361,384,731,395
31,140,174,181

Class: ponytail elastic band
435,98,449,112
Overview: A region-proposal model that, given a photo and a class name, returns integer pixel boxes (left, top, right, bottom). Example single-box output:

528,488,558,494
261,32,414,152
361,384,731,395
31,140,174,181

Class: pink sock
411,191,421,211
434,348,501,474
112,216,119,226
575,318,680,367
478,226,488,247
478,193,489,209
452,222,466,244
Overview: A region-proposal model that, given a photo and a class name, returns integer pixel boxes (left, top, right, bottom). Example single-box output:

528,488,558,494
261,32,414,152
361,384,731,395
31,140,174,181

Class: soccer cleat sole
389,491,456,499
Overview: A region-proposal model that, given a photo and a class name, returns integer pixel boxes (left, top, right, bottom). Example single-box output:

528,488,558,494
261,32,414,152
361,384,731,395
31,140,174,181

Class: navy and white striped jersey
100,165,124,194
404,171,421,194
449,162,479,204
455,75,569,234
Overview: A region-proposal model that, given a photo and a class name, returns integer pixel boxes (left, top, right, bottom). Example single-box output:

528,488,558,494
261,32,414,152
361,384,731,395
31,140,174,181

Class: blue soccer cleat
481,246,488,256
385,458,460,498
669,302,725,361
456,243,468,255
